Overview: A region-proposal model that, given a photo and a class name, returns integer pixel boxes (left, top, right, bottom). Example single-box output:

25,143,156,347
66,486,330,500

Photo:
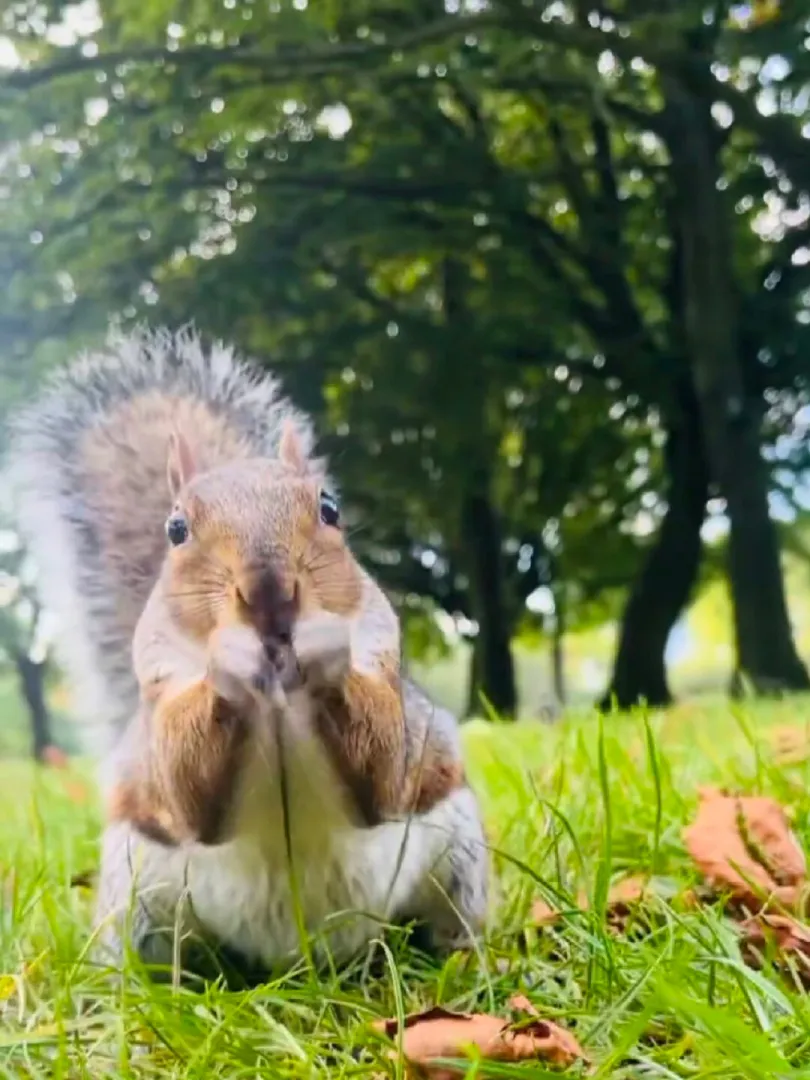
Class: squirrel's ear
167,430,197,499
278,418,309,476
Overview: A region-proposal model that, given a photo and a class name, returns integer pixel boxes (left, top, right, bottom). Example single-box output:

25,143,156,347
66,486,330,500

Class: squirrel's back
8,326,315,755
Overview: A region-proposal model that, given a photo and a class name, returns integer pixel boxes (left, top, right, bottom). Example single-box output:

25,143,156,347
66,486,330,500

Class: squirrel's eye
165,513,189,546
319,491,340,528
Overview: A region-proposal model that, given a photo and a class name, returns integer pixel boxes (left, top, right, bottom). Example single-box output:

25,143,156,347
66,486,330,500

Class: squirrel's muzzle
236,565,298,644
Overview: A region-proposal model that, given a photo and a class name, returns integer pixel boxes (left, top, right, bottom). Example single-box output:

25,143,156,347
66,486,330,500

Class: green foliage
4,700,810,1072
0,0,808,697
0,510,47,669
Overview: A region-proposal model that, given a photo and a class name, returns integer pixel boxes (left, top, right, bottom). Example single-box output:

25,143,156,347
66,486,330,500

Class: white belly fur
108,689,464,968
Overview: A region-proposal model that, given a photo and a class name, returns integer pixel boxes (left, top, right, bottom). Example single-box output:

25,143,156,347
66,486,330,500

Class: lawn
2,699,810,1077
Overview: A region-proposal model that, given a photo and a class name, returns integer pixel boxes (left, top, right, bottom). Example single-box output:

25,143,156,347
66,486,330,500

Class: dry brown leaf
508,994,539,1015
683,787,804,909
739,914,810,985
741,796,806,884
601,876,659,935
374,1005,587,1077
771,725,808,752
770,726,810,766
531,899,561,926
602,876,648,919
531,875,652,933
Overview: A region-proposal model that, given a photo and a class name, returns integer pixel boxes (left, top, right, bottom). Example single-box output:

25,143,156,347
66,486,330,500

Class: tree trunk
551,586,566,706
461,489,517,718
14,652,53,760
665,81,809,693
465,632,482,718
600,384,709,710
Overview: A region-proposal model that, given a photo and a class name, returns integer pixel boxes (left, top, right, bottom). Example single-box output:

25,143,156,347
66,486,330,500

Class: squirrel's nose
236,565,298,642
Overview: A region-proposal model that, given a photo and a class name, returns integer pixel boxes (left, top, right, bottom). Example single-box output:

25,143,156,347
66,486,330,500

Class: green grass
3,699,810,1077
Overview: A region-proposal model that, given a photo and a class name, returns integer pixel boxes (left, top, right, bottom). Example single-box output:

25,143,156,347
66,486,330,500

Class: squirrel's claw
292,611,352,688
208,623,279,708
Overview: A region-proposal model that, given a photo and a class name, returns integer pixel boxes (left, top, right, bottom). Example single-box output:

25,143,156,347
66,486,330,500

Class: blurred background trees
0,507,59,759
0,0,808,732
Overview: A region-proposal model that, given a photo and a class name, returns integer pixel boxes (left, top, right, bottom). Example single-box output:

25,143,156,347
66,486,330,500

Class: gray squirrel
8,326,489,978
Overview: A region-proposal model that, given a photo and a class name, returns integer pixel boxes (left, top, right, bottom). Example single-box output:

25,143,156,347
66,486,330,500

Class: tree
1,0,809,713
0,516,59,761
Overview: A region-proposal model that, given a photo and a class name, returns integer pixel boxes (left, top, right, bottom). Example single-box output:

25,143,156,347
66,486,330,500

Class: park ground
3,694,810,1077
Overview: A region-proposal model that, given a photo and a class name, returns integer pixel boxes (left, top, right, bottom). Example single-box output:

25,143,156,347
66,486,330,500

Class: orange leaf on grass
601,876,649,918
508,994,538,1014
739,913,810,985
595,876,658,935
374,1004,587,1078
531,898,562,926
743,797,806,882
770,725,810,764
531,875,652,932
683,787,805,909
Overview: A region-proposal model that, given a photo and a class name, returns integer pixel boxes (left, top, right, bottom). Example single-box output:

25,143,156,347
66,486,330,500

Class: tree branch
6,9,805,194
0,12,502,93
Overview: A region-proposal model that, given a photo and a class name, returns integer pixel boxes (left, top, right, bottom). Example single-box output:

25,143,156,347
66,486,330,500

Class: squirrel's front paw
208,624,278,706
293,611,352,688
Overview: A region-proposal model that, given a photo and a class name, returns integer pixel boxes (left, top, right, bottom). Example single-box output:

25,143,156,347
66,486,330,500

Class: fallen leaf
741,796,805,885
531,875,654,933
508,994,538,1015
683,787,804,910
374,1006,587,1077
739,914,810,986
771,725,808,753
531,898,562,926
602,876,648,920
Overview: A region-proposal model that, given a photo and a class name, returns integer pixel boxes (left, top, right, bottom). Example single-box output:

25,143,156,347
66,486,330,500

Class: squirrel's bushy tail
8,326,315,757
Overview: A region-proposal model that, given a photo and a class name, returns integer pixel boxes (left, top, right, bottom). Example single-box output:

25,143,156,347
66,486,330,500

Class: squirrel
8,326,489,978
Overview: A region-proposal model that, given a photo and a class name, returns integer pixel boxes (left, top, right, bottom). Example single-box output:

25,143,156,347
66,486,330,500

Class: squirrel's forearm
147,679,249,845
106,772,180,846
312,669,407,826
